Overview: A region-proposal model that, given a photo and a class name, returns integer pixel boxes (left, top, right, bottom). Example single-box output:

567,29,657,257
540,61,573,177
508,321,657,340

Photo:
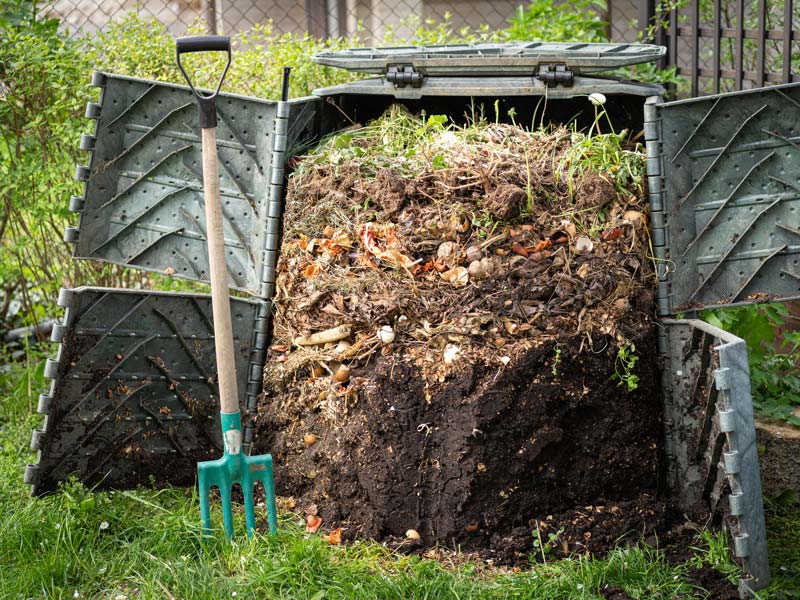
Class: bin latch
386,65,424,88
536,63,574,87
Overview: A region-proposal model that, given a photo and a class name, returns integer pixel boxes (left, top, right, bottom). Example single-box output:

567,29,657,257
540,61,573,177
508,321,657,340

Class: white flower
73,591,80,599
588,92,607,106
231,593,238,598
99,521,109,530
55,523,61,530
577,583,584,590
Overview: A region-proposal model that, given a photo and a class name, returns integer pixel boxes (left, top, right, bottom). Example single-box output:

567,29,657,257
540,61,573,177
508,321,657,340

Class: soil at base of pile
254,311,664,562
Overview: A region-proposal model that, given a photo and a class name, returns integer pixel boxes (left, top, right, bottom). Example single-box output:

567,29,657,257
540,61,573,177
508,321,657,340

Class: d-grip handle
176,35,230,54
175,35,231,129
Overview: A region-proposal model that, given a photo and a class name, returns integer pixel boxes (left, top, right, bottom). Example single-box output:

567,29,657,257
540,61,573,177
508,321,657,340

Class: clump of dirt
601,586,635,600
253,106,659,559
686,565,740,599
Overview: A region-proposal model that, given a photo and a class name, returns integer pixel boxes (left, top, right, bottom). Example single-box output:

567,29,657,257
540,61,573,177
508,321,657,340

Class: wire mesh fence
45,0,645,43
42,0,798,96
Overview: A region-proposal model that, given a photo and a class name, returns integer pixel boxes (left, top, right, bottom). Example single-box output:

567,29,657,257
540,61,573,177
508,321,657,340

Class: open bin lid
312,42,666,99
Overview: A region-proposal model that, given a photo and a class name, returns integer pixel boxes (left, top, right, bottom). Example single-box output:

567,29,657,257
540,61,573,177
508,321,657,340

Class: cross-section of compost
253,106,664,561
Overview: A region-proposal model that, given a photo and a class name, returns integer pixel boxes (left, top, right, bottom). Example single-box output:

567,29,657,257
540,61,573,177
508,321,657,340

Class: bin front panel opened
646,82,800,314
70,73,278,295
25,288,265,495
660,319,769,595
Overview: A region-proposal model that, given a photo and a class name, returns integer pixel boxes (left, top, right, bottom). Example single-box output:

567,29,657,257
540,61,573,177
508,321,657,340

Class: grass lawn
1,357,798,599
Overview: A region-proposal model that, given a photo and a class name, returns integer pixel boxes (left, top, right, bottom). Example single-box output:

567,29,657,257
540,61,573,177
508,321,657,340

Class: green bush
703,304,800,426
504,0,609,43
381,1,610,45
0,10,90,326
86,14,363,100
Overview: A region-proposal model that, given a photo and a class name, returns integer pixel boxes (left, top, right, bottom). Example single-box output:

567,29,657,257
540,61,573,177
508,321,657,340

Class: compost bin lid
311,42,666,98
313,42,666,75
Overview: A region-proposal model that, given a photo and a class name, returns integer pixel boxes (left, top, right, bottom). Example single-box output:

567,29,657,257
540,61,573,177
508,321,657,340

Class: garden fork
176,35,278,538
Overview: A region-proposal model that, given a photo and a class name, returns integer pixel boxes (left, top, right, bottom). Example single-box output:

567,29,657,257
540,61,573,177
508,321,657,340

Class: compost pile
253,106,665,562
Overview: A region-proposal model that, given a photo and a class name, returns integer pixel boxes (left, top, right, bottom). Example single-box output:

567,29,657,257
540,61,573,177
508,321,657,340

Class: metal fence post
205,0,217,35
306,0,329,38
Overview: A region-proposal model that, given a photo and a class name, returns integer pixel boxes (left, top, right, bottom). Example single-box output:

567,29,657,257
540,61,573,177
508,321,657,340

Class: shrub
86,14,363,100
0,9,89,326
504,0,609,43
703,304,800,426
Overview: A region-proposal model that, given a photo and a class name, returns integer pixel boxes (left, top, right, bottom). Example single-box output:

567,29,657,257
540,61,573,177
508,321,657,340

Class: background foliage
703,304,800,426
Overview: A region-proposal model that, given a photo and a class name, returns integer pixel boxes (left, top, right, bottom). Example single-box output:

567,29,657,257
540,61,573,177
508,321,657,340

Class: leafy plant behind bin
0,10,88,328
86,15,363,100
504,0,609,43
703,304,800,426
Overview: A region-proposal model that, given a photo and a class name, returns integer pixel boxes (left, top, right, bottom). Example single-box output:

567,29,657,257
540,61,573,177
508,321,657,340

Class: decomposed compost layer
253,106,665,561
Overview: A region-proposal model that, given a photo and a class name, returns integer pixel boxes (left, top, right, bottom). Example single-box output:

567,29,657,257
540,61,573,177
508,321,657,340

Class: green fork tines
198,411,278,538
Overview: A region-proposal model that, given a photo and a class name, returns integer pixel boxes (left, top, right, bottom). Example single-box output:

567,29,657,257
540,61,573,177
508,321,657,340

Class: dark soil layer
254,322,662,558
600,586,635,600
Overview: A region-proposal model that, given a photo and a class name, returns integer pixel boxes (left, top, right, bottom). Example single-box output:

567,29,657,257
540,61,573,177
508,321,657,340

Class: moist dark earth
254,319,664,561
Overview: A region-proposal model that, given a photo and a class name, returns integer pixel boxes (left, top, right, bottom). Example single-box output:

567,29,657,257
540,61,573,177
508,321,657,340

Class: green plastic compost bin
26,42,800,597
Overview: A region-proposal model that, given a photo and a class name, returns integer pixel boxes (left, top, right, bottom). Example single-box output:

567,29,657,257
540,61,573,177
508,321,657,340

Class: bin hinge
386,64,424,88
536,63,574,87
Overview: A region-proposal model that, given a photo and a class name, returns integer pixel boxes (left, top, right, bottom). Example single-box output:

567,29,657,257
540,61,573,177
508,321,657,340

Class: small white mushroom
589,92,607,106
405,529,421,540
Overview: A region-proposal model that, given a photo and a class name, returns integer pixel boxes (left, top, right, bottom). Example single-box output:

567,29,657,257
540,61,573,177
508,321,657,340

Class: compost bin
26,42,800,597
